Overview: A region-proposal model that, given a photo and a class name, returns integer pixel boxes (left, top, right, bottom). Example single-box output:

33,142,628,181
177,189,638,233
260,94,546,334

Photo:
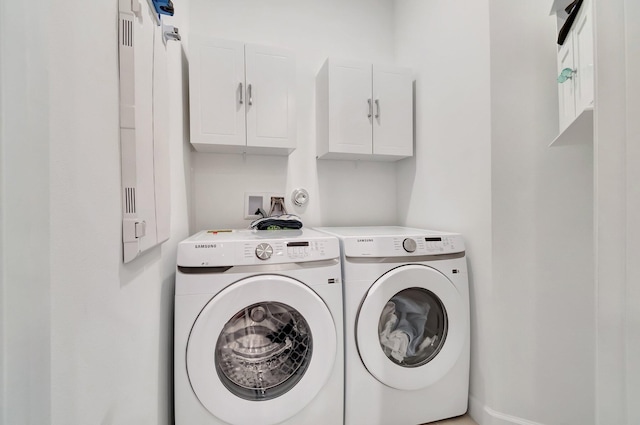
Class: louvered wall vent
125,187,136,214
121,19,133,47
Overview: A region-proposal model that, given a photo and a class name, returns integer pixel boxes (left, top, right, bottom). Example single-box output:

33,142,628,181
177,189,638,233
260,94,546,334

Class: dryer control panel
341,234,464,258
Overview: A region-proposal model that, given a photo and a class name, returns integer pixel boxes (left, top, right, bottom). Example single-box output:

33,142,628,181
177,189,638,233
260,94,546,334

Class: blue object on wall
152,0,174,16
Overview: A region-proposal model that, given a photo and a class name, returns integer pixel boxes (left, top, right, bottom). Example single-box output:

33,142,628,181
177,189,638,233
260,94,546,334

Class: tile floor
425,414,478,425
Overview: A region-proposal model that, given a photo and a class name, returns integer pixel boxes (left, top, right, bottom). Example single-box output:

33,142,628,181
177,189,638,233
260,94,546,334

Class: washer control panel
245,240,329,262
177,229,339,267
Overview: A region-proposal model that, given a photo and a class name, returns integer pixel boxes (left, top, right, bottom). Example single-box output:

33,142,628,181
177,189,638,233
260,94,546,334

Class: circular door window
215,301,312,401
186,275,337,425
357,264,467,390
378,288,447,367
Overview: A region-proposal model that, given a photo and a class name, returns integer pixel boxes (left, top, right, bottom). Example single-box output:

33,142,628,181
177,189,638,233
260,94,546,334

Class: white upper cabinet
189,37,296,155
557,39,577,130
190,39,246,149
573,4,594,113
550,0,594,146
316,58,413,161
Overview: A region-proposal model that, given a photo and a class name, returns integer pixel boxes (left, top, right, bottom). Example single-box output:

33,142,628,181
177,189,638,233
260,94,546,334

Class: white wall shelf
549,106,593,147
550,0,594,146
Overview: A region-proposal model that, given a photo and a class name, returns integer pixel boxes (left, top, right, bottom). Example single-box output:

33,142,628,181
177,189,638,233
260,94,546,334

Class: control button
255,243,273,260
403,238,417,253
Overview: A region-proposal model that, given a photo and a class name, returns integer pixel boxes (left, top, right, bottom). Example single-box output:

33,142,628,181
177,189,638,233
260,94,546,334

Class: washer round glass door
187,275,337,425
356,264,467,390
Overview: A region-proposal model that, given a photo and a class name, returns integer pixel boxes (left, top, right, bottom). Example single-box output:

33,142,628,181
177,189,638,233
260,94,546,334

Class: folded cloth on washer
250,214,303,230
390,295,431,358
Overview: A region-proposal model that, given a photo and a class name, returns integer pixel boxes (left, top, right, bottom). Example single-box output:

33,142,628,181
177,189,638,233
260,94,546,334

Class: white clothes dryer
174,229,344,425
316,226,470,425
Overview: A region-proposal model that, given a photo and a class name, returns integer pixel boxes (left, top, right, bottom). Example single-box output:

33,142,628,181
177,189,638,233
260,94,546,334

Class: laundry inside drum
215,302,313,400
378,287,448,367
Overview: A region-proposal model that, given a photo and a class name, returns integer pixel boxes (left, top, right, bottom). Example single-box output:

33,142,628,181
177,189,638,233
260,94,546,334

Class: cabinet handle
368,98,372,118
375,99,380,119
248,84,253,106
558,68,577,83
239,82,244,105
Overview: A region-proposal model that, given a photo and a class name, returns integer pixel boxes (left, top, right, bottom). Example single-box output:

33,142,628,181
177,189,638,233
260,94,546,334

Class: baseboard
468,395,492,425
468,395,548,425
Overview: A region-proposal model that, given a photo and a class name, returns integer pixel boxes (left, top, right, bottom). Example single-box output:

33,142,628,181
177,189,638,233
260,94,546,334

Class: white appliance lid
186,228,333,243
314,226,465,257
314,226,454,238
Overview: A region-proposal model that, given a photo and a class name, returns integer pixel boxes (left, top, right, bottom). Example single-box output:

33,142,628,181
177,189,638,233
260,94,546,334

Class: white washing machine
174,229,344,425
315,226,470,425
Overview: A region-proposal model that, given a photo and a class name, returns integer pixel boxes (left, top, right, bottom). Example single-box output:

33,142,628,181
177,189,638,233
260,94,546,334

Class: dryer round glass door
356,264,468,391
378,287,447,367
187,275,337,425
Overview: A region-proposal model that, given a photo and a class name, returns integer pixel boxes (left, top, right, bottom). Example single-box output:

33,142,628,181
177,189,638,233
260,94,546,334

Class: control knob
255,243,273,260
402,238,417,253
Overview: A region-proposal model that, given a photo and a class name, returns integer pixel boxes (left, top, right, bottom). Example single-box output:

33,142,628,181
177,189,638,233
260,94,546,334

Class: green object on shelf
558,68,575,83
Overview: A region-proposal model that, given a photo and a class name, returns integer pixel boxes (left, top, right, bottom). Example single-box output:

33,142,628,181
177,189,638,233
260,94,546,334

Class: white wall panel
0,0,51,423
625,2,640,423
0,0,5,418
46,1,191,424
593,0,628,423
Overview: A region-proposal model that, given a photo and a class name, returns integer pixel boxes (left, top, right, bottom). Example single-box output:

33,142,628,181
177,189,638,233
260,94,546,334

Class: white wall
1,0,5,418
594,0,640,423
46,0,191,422
0,0,52,423
0,0,3,412
489,2,594,424
187,0,400,231
2,0,191,424
393,0,493,419
593,0,627,423
625,3,640,423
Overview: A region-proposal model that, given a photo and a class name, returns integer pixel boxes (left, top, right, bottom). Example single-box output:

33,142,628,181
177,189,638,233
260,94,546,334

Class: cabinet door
189,38,246,149
328,59,373,155
245,44,296,151
372,65,413,157
557,39,576,131
573,1,594,113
